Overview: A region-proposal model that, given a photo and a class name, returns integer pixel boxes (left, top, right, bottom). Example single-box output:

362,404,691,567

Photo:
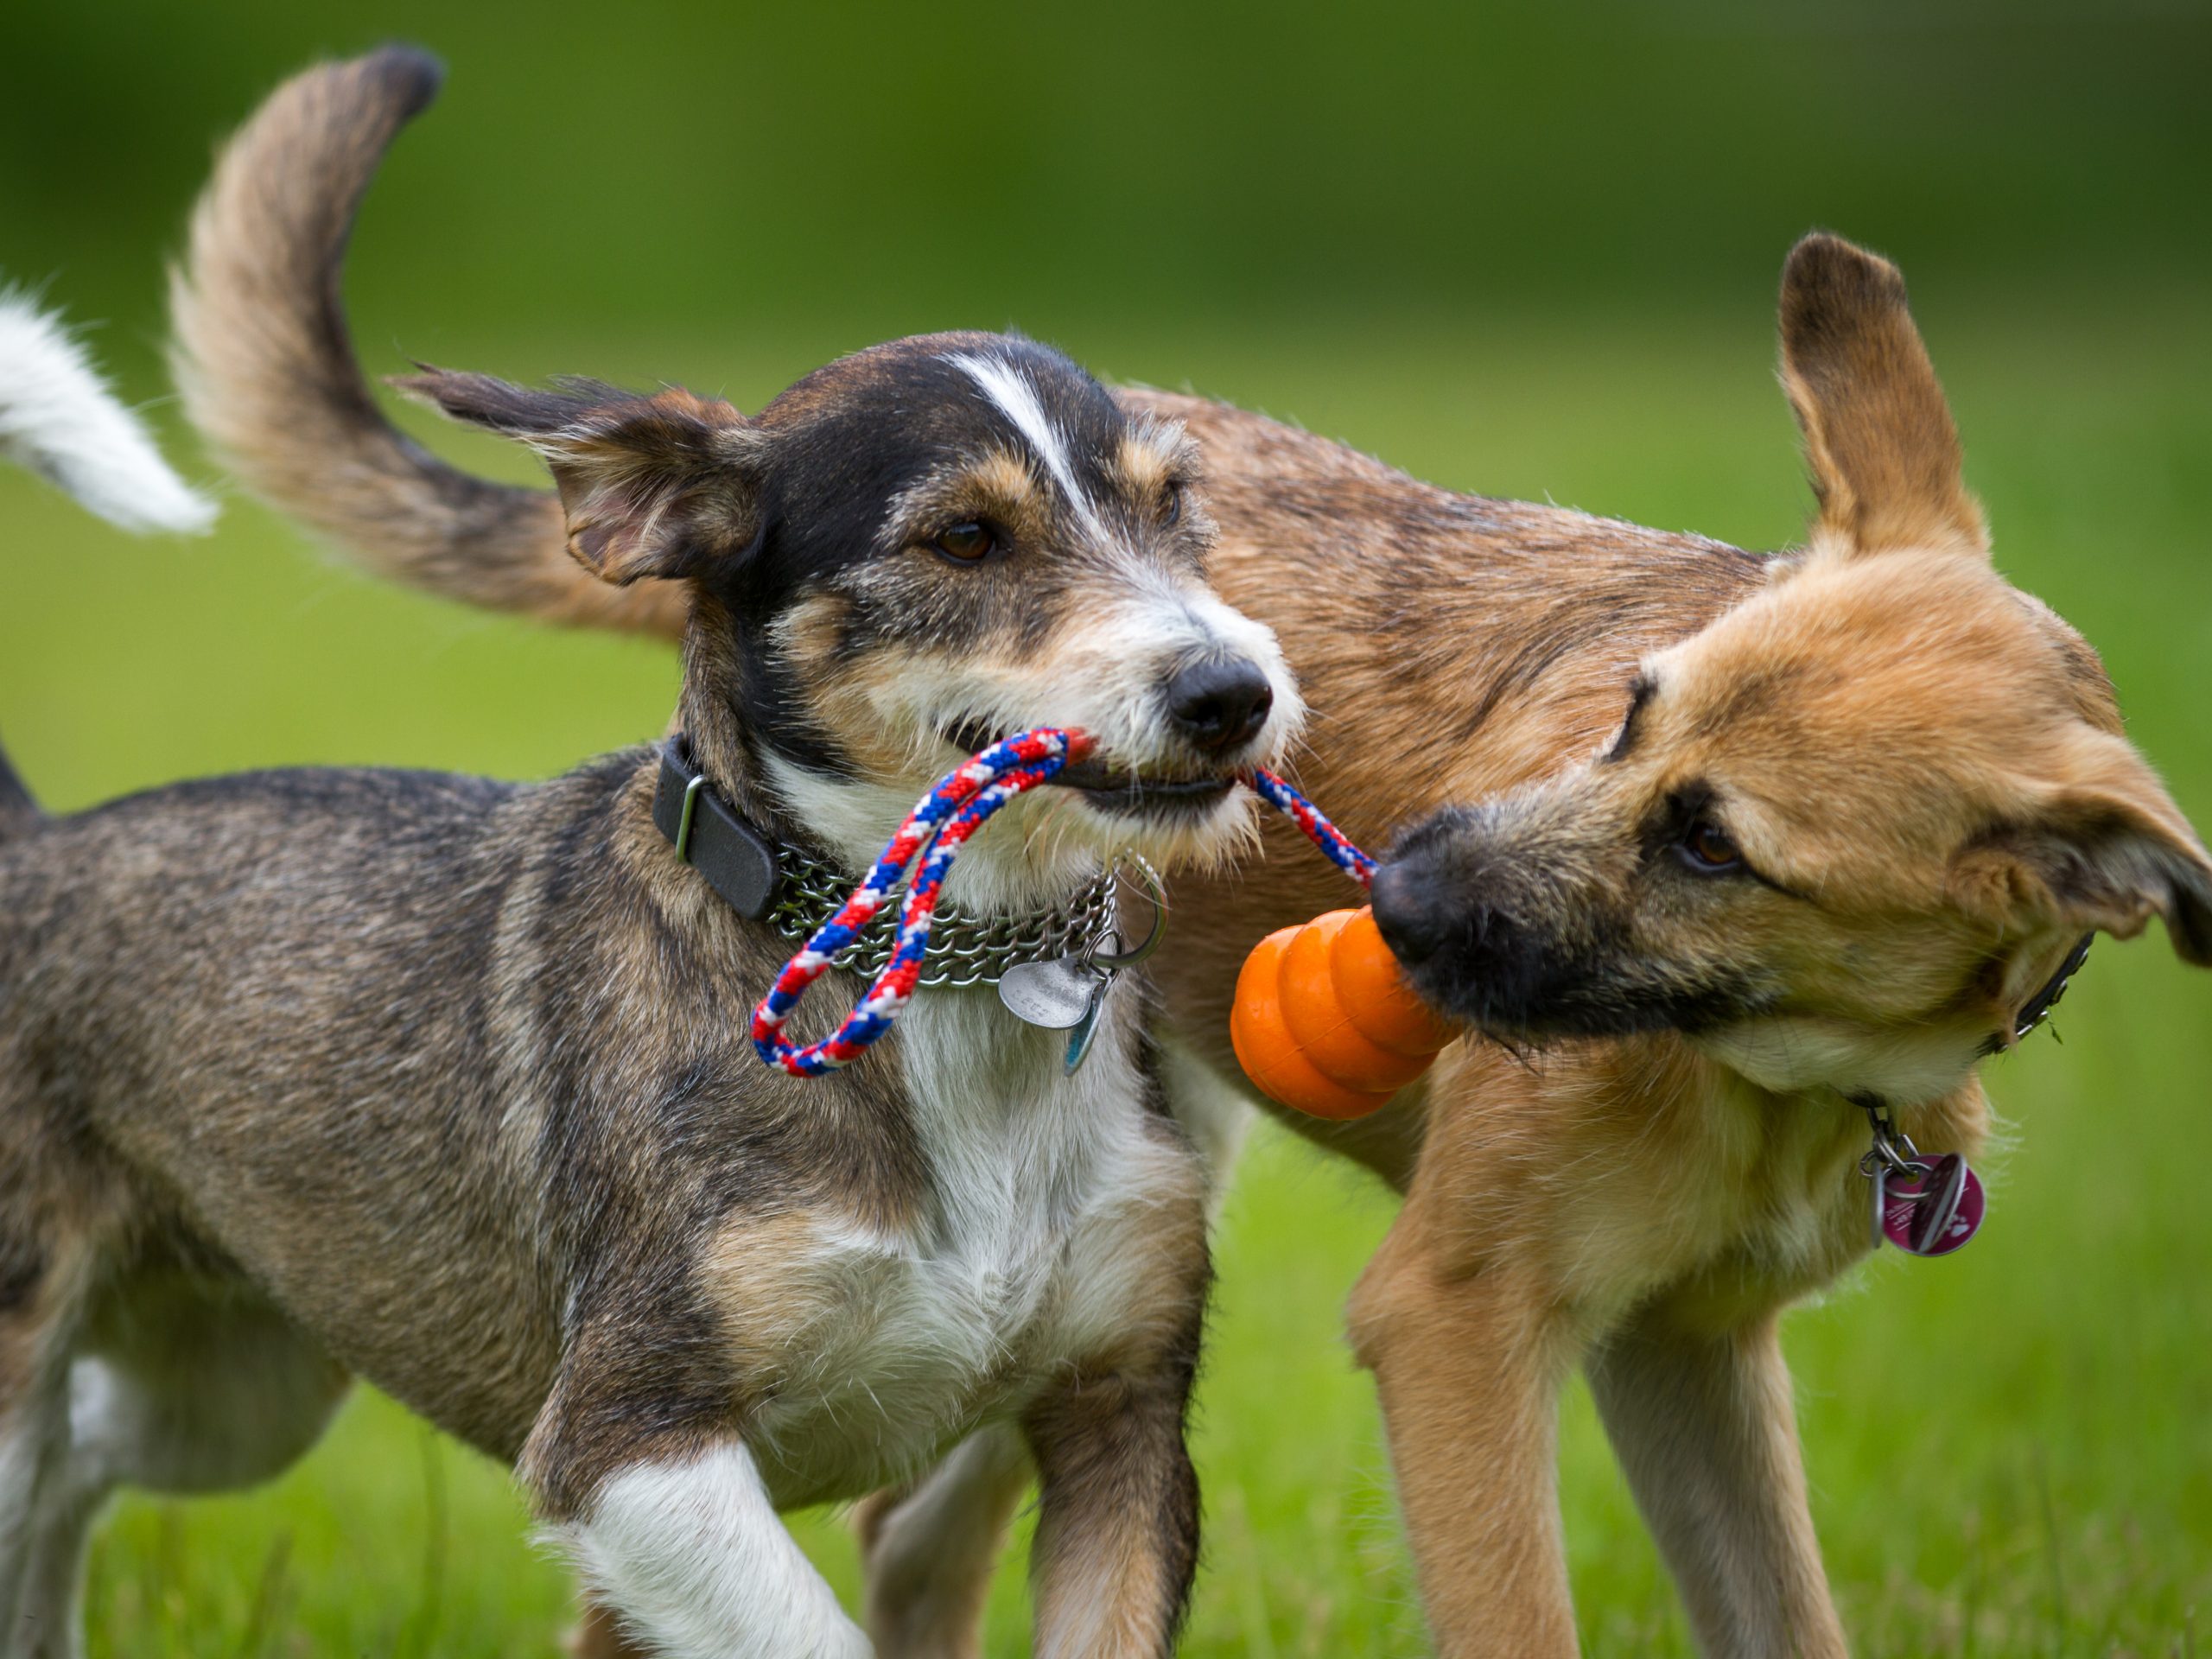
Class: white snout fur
766,561,1304,912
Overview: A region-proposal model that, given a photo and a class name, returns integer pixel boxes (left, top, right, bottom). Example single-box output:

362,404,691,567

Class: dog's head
398,333,1300,896
1372,234,2212,1103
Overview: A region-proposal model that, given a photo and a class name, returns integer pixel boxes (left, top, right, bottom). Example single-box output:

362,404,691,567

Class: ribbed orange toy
1230,907,1456,1119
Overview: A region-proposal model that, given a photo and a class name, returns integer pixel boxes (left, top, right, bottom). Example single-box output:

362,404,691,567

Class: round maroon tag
1881,1153,1985,1255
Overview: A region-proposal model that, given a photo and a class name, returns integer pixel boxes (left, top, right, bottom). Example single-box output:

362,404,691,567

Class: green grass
5,304,2209,1656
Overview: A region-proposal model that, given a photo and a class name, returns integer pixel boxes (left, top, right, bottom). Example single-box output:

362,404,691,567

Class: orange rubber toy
1230,906,1456,1119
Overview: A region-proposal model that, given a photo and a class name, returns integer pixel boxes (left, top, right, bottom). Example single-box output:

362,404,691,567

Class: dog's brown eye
1162,484,1184,526
1683,821,1742,871
934,522,995,563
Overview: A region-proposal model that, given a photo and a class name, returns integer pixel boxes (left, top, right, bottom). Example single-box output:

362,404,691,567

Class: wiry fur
162,46,2212,1659
0,495,1217,1659
0,291,296,1659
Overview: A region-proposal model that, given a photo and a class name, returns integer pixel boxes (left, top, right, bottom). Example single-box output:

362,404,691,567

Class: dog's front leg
1020,1368,1199,1659
1586,1307,1847,1659
548,1439,869,1659
1349,1214,1581,1657
855,1422,1032,1659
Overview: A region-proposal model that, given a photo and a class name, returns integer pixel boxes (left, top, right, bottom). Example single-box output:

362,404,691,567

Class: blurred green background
3,2,2209,1654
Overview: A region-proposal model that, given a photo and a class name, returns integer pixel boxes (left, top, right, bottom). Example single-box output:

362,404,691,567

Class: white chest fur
745,985,1198,1510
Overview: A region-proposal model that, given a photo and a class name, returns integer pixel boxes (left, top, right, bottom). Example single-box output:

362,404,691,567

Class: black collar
652,738,782,918
1999,931,2094,1051
1964,931,2095,1060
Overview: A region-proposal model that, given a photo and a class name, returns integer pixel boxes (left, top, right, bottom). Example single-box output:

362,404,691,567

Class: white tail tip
0,289,218,535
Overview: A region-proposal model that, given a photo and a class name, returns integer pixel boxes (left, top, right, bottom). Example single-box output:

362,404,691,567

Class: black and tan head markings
1104,419,1203,531
403,326,1295,864
877,447,1043,563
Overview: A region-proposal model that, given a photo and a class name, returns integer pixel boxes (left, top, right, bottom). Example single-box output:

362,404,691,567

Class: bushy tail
0,290,216,535
168,46,685,639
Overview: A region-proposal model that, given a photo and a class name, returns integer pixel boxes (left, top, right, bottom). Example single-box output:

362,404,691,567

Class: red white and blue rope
1244,766,1376,887
749,734,1372,1077
751,728,1087,1075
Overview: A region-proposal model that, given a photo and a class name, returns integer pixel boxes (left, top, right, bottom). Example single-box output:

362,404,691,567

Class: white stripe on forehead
944,350,1106,541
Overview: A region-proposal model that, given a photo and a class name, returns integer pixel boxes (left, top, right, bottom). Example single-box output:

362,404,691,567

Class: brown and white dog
168,48,2212,1659
1,54,1310,1659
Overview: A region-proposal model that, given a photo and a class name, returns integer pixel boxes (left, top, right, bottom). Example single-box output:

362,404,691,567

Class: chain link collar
765,842,1119,988
651,737,1122,989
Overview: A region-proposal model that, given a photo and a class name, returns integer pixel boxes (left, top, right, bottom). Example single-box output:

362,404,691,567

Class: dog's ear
1777,233,1987,560
1951,735,2212,965
393,370,762,584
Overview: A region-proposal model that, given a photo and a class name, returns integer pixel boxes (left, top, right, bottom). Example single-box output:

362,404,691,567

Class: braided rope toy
750,728,1376,1077
752,729,1084,1075
1243,767,1376,887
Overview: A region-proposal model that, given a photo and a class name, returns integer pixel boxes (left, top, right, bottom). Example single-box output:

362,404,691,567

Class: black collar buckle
652,739,782,918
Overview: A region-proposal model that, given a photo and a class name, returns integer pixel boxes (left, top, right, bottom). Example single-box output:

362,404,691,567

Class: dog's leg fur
1022,1370,1201,1659
12,1454,99,1659
558,1441,871,1659
0,1231,94,1659
565,1602,653,1659
855,1423,1033,1659
0,1379,74,1659
9,1282,350,1659
0,1000,99,1659
1586,1307,1845,1659
65,1279,352,1498
1349,1211,1581,1657
847,1040,1243,1659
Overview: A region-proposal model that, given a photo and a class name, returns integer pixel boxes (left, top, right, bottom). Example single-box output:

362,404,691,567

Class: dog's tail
168,47,686,639
0,290,216,536
0,289,218,842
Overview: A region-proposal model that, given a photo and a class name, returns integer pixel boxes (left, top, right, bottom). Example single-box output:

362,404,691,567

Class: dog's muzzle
1163,655,1274,756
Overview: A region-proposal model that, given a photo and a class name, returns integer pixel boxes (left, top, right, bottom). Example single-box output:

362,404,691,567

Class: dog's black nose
1166,658,1274,754
1370,861,1451,966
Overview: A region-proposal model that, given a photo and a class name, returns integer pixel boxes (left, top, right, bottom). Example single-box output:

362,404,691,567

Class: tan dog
173,53,2211,1659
